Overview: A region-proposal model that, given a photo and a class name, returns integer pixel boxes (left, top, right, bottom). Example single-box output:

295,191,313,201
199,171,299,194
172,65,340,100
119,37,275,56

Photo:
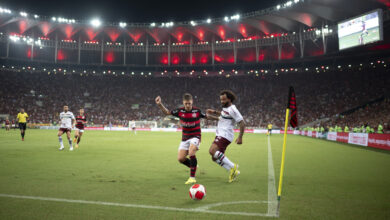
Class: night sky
1,0,283,23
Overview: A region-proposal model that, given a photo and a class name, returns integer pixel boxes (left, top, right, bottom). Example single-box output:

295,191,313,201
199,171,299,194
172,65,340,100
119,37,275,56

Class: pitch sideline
267,136,279,217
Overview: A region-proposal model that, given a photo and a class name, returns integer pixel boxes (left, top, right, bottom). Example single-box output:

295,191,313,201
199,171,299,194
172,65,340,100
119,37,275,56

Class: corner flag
288,86,298,128
276,86,298,216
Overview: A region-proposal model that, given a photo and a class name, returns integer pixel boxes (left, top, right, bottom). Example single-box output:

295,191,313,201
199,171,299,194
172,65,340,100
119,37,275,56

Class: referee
16,108,29,141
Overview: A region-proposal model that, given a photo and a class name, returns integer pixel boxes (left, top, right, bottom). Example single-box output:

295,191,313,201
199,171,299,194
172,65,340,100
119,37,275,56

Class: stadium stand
1,65,388,132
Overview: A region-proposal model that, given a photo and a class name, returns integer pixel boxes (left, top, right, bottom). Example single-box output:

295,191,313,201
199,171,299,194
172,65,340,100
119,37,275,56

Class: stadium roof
0,0,388,43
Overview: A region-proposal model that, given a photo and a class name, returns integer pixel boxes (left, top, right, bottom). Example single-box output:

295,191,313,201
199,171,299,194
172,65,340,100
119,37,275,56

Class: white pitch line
196,200,270,211
0,193,276,217
267,136,278,217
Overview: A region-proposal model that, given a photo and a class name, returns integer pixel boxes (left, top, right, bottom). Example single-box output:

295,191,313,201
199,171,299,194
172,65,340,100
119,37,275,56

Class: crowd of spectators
0,68,389,131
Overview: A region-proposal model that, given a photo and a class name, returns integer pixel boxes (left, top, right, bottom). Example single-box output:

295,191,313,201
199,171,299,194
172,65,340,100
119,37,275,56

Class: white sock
68,139,73,148
213,151,234,170
214,159,232,171
59,136,64,147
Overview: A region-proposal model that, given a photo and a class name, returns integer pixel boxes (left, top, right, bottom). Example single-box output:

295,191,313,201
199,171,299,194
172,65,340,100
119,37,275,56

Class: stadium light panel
90,18,102,27
206,18,211,23
224,16,229,22
190,21,197,26
119,22,127,28
230,14,240,20
20,11,28,17
150,22,156,27
0,7,12,14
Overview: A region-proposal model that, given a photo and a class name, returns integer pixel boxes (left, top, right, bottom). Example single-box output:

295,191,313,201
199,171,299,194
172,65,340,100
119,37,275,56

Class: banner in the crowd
280,130,294,134
336,132,349,143
297,130,389,151
131,104,140,109
348,133,369,146
367,134,390,150
327,132,337,141
85,127,104,130
37,125,390,151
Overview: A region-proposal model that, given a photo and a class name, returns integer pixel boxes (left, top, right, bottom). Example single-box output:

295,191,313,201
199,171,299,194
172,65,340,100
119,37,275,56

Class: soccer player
58,105,75,151
16,108,28,141
73,108,86,148
155,93,217,184
267,123,273,136
5,118,10,131
206,90,246,183
11,119,16,130
359,20,369,45
130,120,136,135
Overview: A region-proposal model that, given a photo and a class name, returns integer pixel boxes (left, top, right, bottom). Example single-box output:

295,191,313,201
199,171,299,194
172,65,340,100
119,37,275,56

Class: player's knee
178,157,186,163
209,147,216,156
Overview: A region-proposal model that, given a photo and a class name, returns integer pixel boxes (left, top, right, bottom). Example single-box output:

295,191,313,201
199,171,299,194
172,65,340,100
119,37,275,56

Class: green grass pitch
0,129,389,219
339,27,381,50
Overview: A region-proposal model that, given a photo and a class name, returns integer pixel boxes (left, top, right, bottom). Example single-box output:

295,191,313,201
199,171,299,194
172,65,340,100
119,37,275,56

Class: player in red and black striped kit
73,108,87,148
155,93,218,184
5,118,10,131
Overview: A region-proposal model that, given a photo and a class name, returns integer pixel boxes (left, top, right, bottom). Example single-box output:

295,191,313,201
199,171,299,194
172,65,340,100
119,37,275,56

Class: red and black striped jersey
75,115,86,129
171,107,206,141
5,120,10,125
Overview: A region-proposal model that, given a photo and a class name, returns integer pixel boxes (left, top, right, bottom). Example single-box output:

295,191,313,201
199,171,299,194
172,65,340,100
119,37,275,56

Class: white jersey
59,111,75,129
216,104,244,142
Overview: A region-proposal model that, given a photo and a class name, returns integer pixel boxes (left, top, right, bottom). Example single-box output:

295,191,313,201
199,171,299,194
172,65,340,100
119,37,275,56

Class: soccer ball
189,184,206,200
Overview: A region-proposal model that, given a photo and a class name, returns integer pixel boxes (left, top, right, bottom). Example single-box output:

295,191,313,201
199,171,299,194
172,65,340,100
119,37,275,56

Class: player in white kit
130,120,136,135
58,105,76,151
207,90,246,183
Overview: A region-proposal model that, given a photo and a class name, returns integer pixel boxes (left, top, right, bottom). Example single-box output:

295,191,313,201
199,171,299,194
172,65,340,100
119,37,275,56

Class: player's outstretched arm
235,120,246,145
206,109,221,117
155,96,171,115
206,114,219,121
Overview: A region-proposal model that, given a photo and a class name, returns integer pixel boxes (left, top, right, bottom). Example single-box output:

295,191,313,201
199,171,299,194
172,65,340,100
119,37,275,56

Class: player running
5,118,10,131
73,108,86,149
155,93,217,184
16,108,29,141
58,105,75,151
206,90,246,183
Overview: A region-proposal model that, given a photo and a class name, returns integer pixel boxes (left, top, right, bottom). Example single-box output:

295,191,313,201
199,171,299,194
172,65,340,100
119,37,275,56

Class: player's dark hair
182,93,193,101
220,90,237,103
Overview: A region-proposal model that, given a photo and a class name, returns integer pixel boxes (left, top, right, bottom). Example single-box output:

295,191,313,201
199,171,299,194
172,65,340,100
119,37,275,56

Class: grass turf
0,129,389,219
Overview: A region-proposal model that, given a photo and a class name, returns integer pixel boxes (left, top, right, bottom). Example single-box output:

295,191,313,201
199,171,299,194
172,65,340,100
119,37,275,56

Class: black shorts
268,129,272,132
19,123,27,130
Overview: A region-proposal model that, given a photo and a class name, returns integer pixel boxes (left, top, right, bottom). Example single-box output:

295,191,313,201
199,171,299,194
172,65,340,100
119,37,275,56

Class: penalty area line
0,193,277,217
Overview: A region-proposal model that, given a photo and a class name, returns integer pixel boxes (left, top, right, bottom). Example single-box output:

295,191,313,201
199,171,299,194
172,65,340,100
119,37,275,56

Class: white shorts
75,128,84,133
178,137,200,151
